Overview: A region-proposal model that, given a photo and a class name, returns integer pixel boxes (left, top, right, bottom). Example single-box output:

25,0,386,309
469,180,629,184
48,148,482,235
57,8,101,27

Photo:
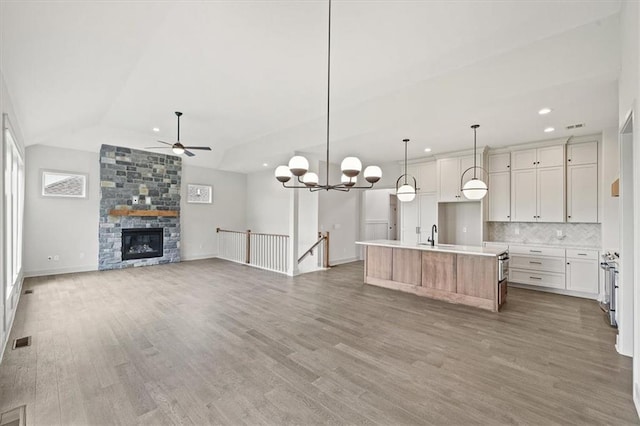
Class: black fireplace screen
122,228,163,260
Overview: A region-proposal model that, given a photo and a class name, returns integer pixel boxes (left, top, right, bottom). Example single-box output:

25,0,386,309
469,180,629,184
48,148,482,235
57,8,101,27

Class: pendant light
460,124,488,200
273,0,382,191
395,139,417,202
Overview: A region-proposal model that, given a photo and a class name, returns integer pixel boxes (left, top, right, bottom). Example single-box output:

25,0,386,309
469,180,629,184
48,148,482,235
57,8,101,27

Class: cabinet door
400,197,419,244
488,171,510,221
566,258,599,293
511,169,537,221
511,149,537,170
537,166,564,222
418,193,437,243
567,141,597,166
567,163,598,223
488,153,510,173
437,158,460,202
407,164,420,192
537,145,565,168
418,161,437,193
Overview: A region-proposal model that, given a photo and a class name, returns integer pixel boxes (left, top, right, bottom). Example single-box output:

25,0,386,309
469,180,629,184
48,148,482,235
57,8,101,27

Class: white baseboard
181,253,218,261
330,257,360,266
24,264,98,278
508,282,598,300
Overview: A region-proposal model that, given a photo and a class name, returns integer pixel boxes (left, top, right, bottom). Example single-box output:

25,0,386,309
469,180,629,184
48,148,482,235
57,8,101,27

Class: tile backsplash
487,222,601,248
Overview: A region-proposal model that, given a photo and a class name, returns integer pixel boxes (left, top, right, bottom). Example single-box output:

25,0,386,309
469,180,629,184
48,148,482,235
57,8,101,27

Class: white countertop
356,240,507,257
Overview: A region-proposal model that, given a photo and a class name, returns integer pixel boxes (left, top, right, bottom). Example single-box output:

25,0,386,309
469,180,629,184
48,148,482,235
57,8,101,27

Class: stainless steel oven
498,252,509,282
600,253,618,327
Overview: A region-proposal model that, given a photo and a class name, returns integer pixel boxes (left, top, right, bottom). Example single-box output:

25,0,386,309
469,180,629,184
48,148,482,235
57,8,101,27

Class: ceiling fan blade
184,150,196,157
183,146,212,151
156,140,174,146
144,146,171,149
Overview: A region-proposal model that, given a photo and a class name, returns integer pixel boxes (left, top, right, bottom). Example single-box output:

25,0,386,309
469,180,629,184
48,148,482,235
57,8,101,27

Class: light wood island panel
362,243,502,312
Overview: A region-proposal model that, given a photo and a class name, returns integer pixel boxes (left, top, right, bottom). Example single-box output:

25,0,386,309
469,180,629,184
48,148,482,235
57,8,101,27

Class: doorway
388,194,398,240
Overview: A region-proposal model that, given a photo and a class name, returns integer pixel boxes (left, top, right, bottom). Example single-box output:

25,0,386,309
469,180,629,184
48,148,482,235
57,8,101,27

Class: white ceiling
1,0,621,173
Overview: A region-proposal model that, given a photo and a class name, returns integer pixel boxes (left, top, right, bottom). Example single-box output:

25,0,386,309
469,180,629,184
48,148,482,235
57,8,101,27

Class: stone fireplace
98,145,181,270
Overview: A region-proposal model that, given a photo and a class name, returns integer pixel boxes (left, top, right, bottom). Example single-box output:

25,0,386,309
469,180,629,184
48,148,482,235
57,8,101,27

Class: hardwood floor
0,259,637,425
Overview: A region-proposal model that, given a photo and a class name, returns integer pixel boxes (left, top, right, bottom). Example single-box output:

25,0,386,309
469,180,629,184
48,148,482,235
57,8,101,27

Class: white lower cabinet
565,249,599,294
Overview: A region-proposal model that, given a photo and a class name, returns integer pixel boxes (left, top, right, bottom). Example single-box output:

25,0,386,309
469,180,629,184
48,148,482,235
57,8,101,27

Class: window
4,114,24,300
42,170,87,198
187,184,212,204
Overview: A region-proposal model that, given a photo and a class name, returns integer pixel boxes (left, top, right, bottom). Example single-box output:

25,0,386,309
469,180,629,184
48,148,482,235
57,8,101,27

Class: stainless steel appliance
498,251,509,307
600,252,618,327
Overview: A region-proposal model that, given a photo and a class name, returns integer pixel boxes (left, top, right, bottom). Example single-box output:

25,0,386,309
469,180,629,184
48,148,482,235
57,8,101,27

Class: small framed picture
187,184,212,204
42,170,88,198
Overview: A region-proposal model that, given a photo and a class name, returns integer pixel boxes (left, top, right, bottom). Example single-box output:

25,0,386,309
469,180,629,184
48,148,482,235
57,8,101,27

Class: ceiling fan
146,111,212,157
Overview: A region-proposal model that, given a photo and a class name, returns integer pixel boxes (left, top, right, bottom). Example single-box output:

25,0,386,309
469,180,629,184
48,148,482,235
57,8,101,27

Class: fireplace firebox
122,228,163,261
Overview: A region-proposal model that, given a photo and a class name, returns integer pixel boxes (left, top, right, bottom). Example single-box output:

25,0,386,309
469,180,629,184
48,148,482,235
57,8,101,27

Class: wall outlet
53,255,59,261
146,197,152,205
132,196,139,204
462,227,467,233
79,252,85,259
556,230,563,237
514,228,520,235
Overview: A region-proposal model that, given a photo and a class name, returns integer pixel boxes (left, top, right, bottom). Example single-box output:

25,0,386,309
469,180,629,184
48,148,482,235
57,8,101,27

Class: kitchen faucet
427,224,437,246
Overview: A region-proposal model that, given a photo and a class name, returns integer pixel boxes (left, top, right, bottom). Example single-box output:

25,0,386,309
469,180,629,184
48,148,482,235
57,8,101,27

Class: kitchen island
356,240,508,312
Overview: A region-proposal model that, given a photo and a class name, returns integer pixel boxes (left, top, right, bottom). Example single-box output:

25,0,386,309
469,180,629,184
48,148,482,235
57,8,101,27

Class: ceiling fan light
172,145,185,155
462,178,488,200
341,157,362,178
303,172,319,187
364,165,382,183
397,184,416,202
289,156,309,176
275,165,292,183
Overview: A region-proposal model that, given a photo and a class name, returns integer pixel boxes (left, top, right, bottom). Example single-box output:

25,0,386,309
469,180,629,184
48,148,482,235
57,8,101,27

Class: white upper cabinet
567,141,598,166
437,155,480,202
511,169,537,221
488,153,510,172
511,145,564,170
488,171,511,221
408,161,436,194
537,166,565,222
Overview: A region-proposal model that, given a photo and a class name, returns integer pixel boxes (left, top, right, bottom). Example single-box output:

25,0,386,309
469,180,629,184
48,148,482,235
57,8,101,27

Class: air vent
566,123,586,130
12,336,31,350
24,289,33,294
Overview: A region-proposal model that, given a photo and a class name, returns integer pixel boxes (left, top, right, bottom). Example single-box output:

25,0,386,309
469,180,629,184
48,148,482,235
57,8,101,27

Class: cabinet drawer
508,245,565,258
510,255,566,273
566,249,598,260
510,269,565,289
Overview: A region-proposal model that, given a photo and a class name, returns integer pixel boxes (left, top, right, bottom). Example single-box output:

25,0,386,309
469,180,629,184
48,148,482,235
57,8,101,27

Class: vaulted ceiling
1,0,621,172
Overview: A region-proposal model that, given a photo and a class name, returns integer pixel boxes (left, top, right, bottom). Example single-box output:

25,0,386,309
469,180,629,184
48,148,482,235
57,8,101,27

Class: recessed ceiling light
263,163,269,167
152,127,160,132
544,127,555,133
538,108,552,115
424,148,432,153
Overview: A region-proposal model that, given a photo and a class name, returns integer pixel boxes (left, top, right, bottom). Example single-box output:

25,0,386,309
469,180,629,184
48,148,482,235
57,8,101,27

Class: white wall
618,0,640,413
601,127,620,250
246,169,290,235
180,165,246,260
318,162,360,265
0,70,26,360
438,202,482,246
24,145,100,276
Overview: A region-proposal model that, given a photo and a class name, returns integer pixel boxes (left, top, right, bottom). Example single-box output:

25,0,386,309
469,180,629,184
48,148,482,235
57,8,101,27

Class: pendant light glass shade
341,157,362,178
275,165,292,183
341,174,356,187
397,184,416,202
303,172,319,187
289,156,309,176
364,165,382,183
462,178,488,200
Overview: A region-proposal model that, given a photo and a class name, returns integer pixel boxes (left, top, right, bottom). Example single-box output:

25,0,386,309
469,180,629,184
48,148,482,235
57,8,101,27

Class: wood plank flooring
0,259,637,425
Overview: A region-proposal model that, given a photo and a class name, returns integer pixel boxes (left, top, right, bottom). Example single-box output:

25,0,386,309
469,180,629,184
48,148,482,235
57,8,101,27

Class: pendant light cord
177,114,180,143
325,0,332,187
404,139,408,185
473,127,476,179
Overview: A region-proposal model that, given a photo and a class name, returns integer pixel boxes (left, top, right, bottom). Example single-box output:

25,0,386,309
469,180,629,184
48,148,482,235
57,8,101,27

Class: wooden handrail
298,232,330,267
216,228,289,238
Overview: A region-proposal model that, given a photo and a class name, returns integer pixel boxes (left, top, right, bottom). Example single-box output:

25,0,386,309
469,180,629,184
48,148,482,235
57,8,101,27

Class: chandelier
274,0,382,191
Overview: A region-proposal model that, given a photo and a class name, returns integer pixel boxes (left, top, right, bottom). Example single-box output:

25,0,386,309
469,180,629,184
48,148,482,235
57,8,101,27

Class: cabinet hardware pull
567,262,570,265
568,215,571,218
578,253,587,256
529,276,542,280
568,159,571,162
529,261,542,264
530,250,542,253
